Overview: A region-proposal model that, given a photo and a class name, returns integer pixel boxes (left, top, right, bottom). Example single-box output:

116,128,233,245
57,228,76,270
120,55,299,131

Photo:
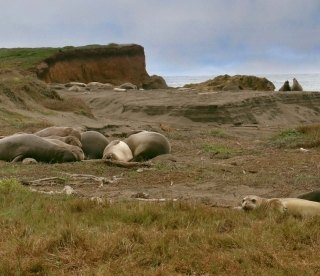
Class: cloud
0,0,319,75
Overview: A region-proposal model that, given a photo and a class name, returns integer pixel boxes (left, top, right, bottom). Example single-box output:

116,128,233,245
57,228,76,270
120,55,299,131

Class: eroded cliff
36,44,167,89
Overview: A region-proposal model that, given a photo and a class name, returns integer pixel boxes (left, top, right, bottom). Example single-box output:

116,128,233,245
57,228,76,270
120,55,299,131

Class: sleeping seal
81,131,110,159
45,135,82,147
241,195,320,217
102,140,133,162
34,126,81,140
0,134,82,163
44,138,84,161
124,131,171,161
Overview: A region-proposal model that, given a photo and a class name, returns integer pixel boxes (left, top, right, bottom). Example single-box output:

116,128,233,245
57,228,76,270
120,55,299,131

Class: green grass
203,144,242,159
271,124,320,148
1,179,320,274
0,44,124,71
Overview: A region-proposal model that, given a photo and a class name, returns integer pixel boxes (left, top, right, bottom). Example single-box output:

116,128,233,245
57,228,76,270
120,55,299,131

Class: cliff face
36,44,167,89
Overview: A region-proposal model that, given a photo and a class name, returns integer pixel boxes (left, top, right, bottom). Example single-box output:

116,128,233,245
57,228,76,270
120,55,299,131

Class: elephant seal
102,140,133,162
44,138,84,161
241,195,320,217
45,135,82,147
0,134,82,163
34,126,81,140
124,131,171,161
279,80,291,91
81,131,110,159
291,78,303,91
297,190,320,203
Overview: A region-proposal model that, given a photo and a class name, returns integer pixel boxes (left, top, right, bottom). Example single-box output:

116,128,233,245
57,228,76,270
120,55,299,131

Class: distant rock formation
291,78,303,91
279,80,291,91
184,75,275,91
36,44,167,89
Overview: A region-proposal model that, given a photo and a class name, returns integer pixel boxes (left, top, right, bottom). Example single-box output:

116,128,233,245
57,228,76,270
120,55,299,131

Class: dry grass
271,124,320,148
1,179,320,275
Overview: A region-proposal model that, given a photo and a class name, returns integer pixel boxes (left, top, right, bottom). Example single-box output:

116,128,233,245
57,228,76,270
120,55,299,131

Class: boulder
142,75,168,89
184,74,275,91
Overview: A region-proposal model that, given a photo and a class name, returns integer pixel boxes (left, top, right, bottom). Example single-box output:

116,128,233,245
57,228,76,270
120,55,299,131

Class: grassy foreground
1,179,320,275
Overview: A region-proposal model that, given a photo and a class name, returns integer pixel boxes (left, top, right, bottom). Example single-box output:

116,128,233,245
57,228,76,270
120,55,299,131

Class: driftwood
20,173,117,187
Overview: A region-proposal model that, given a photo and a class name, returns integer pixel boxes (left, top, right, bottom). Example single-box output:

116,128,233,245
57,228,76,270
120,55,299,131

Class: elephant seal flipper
12,155,24,162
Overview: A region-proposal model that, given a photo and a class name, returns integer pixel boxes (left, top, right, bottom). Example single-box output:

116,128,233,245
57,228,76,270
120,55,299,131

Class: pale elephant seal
44,138,84,161
278,80,291,91
34,126,81,140
241,195,320,217
102,140,133,162
291,78,303,91
0,134,82,163
124,131,171,161
81,131,110,159
297,190,320,203
22,158,38,164
45,135,82,147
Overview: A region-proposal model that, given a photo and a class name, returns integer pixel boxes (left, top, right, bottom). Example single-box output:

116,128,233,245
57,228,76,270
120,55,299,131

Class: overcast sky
1,0,320,76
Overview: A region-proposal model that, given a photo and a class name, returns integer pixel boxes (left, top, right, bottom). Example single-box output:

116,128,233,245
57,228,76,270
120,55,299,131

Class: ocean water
164,74,320,91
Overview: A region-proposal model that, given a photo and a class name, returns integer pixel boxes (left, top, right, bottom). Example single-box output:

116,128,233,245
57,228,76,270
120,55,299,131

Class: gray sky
1,0,320,75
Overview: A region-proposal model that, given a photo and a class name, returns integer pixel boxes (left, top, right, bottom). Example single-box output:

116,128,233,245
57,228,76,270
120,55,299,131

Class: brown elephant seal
241,195,320,217
45,135,82,147
0,134,82,163
291,78,303,91
44,138,84,161
102,140,133,162
278,80,291,91
297,190,320,203
34,126,81,140
124,131,171,161
81,131,110,159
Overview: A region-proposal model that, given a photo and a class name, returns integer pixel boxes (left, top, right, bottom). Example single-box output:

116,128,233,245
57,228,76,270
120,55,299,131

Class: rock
184,74,275,91
291,78,303,91
279,80,291,91
36,44,168,89
142,75,168,89
119,82,137,90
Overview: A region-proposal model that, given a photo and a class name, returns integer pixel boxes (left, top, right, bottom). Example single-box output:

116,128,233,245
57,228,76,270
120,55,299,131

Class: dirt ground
1,87,320,207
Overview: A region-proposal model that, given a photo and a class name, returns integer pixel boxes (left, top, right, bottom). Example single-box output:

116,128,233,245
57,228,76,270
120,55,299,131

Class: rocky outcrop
184,75,275,91
36,44,167,89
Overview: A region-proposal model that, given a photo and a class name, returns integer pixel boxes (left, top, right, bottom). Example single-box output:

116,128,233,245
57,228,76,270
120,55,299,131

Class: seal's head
241,195,264,211
103,140,133,162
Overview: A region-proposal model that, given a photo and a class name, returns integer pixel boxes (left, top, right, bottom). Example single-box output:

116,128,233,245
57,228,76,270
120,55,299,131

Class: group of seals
0,127,171,164
102,131,171,162
239,195,320,217
279,78,303,91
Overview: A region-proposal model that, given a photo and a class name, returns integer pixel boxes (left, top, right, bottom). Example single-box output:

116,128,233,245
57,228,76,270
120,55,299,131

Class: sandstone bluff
36,44,167,89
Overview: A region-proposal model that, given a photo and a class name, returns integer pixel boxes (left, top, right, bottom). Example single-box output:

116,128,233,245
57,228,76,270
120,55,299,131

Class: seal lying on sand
297,190,320,203
102,140,133,162
0,134,82,163
279,80,291,91
34,126,81,140
241,195,320,217
124,131,171,161
81,131,110,159
291,78,303,91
